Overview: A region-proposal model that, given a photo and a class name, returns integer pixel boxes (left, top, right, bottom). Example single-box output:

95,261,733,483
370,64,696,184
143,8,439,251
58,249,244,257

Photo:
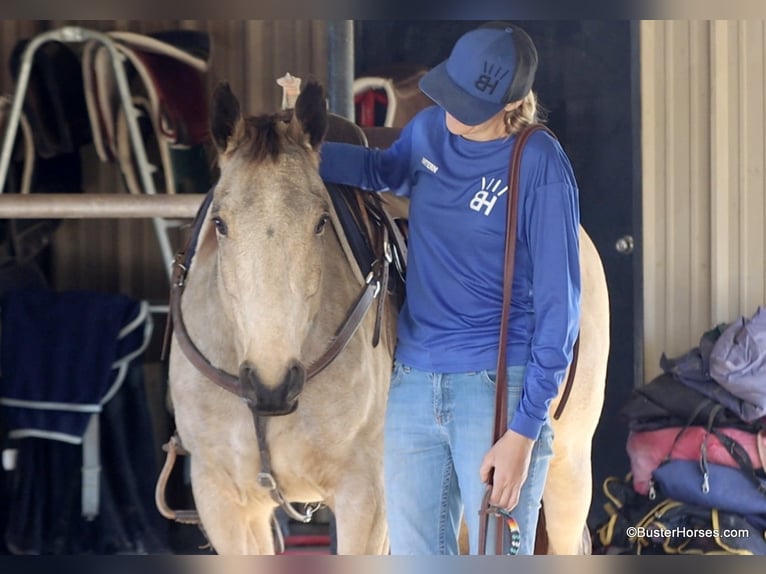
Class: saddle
324,114,408,306
82,29,213,195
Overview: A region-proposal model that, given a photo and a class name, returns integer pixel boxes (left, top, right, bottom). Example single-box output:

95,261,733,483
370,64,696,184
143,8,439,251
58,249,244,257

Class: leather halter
164,184,396,523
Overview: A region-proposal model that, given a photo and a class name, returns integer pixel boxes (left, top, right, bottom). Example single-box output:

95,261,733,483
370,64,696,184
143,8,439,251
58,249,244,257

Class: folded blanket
0,287,152,444
627,426,766,496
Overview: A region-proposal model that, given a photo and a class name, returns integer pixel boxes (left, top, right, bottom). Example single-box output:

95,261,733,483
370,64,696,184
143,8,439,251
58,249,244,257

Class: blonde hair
503,90,546,136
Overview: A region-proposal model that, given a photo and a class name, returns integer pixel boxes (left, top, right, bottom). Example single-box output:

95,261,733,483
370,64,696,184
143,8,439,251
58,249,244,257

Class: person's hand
478,429,535,511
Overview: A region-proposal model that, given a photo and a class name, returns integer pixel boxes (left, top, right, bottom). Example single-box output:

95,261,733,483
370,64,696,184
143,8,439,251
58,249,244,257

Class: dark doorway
354,20,643,528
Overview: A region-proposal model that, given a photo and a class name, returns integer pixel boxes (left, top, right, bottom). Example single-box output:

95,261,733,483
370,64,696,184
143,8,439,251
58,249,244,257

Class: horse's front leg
189,461,276,555
331,457,388,555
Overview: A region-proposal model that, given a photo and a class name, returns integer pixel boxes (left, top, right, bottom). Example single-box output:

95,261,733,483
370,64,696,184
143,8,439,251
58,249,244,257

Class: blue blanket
0,287,152,443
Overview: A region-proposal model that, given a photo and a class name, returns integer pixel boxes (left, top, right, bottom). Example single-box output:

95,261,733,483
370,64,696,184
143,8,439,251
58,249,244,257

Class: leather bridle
164,186,394,523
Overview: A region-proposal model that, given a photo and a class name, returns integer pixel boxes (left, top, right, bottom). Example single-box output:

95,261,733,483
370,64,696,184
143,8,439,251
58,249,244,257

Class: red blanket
627,426,766,495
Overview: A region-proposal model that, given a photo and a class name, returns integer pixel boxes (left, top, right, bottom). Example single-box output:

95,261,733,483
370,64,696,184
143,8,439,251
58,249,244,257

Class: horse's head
206,80,330,416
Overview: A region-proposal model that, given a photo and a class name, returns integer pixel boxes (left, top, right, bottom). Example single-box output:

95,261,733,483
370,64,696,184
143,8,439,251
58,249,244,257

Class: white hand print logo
469,177,508,216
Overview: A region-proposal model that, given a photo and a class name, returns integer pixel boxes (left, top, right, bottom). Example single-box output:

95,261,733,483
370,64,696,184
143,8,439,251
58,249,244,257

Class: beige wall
641,20,766,380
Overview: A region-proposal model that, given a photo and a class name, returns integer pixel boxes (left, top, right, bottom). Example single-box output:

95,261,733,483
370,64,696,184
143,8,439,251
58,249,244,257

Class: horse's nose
238,360,306,415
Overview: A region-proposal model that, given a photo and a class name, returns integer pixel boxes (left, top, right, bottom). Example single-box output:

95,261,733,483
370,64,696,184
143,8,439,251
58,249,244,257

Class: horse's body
542,227,609,554
165,79,609,555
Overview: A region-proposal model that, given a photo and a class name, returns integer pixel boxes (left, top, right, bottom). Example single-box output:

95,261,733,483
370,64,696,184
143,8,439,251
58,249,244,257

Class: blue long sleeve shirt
319,106,581,440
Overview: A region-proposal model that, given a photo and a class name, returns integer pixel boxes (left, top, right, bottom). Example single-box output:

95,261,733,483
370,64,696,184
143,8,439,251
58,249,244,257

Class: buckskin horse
161,79,609,555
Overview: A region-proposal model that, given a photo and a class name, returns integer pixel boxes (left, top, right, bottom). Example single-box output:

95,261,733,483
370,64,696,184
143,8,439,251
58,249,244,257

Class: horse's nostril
284,361,306,403
239,362,258,386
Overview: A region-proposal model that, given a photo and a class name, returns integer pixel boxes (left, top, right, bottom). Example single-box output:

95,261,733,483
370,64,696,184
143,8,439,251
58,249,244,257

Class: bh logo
474,62,510,95
470,177,508,216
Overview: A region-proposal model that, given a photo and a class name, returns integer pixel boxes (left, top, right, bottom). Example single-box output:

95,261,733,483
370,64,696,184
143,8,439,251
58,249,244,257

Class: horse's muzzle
238,360,306,416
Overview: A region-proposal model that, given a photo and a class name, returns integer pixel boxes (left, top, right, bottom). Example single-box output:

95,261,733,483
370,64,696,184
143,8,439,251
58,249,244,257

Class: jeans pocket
390,360,407,389
480,367,524,398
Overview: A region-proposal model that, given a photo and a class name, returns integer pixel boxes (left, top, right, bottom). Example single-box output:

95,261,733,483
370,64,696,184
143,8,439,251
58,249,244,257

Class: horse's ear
293,79,328,151
211,82,242,153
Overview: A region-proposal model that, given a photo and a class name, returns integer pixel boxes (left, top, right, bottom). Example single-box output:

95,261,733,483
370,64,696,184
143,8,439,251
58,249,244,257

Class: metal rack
0,26,197,284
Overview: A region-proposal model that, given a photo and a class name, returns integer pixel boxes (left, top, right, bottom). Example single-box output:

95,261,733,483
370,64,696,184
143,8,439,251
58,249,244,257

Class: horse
534,226,610,554
165,79,397,554
163,78,609,556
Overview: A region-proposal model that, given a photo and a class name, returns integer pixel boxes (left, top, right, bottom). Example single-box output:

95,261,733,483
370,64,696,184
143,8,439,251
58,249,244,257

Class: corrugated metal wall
641,20,766,379
0,20,330,311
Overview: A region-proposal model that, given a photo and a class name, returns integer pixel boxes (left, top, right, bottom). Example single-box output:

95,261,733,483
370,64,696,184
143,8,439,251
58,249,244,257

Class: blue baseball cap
419,24,538,126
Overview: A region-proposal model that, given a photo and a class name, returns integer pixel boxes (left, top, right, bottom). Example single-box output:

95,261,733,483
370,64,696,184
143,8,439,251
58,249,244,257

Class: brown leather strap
480,123,556,555
170,247,384,394
305,276,381,379
554,335,579,420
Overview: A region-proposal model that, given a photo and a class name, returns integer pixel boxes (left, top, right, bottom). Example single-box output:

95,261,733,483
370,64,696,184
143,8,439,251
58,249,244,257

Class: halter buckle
171,256,188,288
383,240,393,263
257,472,278,491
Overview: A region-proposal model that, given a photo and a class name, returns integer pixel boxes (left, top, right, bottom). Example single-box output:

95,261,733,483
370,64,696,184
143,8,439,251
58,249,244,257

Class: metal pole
326,20,354,120
0,193,203,219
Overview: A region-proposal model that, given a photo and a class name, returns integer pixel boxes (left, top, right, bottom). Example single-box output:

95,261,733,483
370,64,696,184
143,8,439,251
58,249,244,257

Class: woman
319,21,581,555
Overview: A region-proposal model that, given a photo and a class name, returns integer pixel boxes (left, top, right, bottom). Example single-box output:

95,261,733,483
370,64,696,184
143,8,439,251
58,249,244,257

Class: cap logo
474,62,510,95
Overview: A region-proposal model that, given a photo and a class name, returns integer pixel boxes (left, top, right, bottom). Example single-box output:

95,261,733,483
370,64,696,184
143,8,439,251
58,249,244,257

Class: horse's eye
315,214,329,235
212,216,228,236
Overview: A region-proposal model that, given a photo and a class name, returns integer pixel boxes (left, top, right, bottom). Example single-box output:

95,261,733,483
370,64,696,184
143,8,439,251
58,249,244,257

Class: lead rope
479,123,553,556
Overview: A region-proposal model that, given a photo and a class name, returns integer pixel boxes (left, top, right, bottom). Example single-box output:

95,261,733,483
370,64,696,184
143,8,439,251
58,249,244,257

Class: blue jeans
383,361,554,555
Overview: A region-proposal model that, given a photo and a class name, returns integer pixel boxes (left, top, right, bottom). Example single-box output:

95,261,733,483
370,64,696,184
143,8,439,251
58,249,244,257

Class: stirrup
155,433,200,524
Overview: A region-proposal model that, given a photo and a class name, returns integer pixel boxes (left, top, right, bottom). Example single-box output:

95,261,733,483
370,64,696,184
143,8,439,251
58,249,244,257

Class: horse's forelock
229,113,312,164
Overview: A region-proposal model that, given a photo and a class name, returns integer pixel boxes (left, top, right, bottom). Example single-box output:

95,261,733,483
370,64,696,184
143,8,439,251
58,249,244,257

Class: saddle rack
0,25,210,283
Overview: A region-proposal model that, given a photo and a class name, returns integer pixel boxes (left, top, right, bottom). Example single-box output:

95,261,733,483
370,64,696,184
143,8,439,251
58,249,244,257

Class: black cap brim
418,61,505,127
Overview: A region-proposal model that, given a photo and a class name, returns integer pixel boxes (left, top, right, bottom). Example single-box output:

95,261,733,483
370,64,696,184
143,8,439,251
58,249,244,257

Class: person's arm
319,123,414,194
509,179,581,440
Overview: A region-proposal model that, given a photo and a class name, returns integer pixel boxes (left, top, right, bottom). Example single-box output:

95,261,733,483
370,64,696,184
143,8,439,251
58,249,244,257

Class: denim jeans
383,360,554,555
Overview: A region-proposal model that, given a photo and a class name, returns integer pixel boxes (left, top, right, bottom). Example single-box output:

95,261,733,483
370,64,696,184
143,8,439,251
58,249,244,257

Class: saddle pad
628,426,766,495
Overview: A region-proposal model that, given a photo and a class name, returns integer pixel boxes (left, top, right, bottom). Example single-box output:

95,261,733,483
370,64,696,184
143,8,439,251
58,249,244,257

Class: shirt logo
421,156,439,173
474,62,510,95
469,177,508,216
